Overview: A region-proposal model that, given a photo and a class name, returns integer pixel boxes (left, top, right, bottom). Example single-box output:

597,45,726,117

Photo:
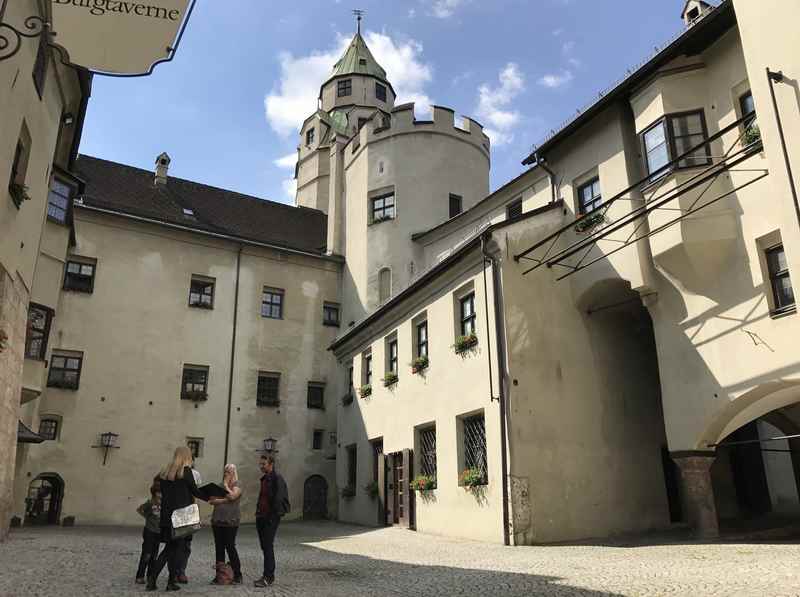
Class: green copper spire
328,32,388,83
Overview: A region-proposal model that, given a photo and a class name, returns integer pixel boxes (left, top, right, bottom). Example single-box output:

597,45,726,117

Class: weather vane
353,9,365,34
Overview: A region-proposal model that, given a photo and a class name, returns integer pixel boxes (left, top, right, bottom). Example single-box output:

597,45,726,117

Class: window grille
463,414,487,481
25,304,52,360
261,287,284,319
39,418,59,441
371,439,383,481
419,427,437,479
460,293,476,336
257,372,280,406
47,353,83,390
363,354,372,386
506,198,522,220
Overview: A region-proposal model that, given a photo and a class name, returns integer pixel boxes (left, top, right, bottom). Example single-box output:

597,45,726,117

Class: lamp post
91,432,120,465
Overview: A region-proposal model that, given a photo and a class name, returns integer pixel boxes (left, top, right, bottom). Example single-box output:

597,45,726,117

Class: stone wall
0,266,28,540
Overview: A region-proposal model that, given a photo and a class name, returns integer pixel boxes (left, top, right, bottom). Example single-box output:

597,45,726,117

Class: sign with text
50,0,193,76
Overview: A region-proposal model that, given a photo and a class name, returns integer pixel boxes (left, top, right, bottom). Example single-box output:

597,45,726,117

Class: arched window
379,268,392,303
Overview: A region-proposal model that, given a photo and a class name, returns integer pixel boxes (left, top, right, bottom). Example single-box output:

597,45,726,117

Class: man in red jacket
254,455,289,588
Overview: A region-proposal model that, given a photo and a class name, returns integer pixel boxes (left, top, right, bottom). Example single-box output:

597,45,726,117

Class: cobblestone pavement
1,521,800,596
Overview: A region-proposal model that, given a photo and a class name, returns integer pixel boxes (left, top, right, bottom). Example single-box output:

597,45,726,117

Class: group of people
135,447,289,591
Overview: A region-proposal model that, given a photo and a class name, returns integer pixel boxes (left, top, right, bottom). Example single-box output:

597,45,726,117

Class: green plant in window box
411,355,429,374
573,211,605,234
8,183,31,208
359,384,372,398
459,468,486,488
363,480,379,499
372,214,393,224
453,333,478,354
382,372,398,387
411,474,436,491
340,485,356,498
182,390,208,402
742,122,761,146
0,329,7,353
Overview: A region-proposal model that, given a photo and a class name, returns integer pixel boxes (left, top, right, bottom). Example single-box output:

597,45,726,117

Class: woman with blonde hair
147,446,208,592
209,463,243,584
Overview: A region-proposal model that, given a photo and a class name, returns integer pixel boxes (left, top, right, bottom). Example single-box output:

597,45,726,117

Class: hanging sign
50,0,194,76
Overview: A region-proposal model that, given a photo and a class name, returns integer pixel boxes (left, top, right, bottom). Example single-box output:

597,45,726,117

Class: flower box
573,211,605,233
382,372,398,387
340,485,356,498
358,384,372,398
181,390,208,402
371,215,394,225
363,481,379,499
742,122,761,147
411,356,429,374
453,333,478,354
459,467,486,488
411,474,436,491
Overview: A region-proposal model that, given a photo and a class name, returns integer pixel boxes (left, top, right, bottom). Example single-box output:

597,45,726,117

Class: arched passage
303,475,328,520
24,473,64,526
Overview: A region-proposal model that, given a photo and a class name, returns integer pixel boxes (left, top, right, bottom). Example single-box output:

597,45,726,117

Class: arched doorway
25,473,64,526
303,475,328,520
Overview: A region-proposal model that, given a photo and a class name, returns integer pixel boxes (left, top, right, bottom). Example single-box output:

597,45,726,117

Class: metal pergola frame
513,112,768,280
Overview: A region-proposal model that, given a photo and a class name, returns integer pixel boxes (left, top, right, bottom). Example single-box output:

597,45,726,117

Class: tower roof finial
353,9,365,35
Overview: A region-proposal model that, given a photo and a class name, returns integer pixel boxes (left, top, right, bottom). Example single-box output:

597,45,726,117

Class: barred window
63,259,96,293
47,179,72,224
25,304,52,360
307,382,325,409
181,365,208,400
419,426,437,480
257,372,280,407
462,414,487,483
47,352,83,390
460,293,476,336
39,417,59,441
188,276,214,309
337,79,352,97
261,287,284,319
506,198,522,220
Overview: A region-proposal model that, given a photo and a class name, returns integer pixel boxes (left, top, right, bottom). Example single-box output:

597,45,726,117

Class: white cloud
538,70,573,89
429,0,464,18
552,28,564,36
282,178,297,200
265,31,434,137
561,40,575,53
274,152,297,169
475,63,525,147
408,8,416,18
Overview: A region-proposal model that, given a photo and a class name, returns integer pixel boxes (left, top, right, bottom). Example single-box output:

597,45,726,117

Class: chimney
154,152,171,186
681,0,712,27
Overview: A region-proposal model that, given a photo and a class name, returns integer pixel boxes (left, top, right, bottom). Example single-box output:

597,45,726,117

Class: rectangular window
186,437,203,459
449,194,463,218
462,414,487,483
387,338,398,374
371,438,383,481
39,417,59,441
460,293,476,336
32,34,48,99
766,244,795,313
419,426,437,480
371,192,395,222
9,127,31,209
323,302,340,327
261,287,284,319
642,110,711,177
63,258,96,293
347,366,354,397
306,128,315,145
363,353,372,386
578,177,602,214
188,276,215,309
47,179,72,224
346,444,357,489
47,351,83,390
740,91,755,117
376,82,387,102
416,321,428,358
506,198,523,220
337,79,352,97
25,303,52,360
257,372,280,407
181,365,209,400
307,382,325,410
312,430,324,450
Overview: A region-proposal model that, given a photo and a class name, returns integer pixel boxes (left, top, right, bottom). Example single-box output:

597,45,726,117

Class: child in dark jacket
135,478,163,584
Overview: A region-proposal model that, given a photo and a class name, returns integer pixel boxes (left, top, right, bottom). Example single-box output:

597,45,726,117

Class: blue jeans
256,516,280,578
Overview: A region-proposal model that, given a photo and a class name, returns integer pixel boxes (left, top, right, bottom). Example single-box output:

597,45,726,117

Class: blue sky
79,0,690,205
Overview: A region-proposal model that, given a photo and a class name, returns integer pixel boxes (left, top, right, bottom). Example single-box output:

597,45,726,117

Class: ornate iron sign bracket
0,5,49,63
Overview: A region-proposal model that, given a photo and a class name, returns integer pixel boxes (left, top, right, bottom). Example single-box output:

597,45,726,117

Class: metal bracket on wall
0,5,49,63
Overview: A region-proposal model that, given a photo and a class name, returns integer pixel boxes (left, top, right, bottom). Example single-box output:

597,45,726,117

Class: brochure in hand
198,483,229,501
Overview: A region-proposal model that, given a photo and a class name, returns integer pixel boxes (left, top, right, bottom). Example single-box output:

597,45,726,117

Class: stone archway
24,473,64,526
303,475,328,520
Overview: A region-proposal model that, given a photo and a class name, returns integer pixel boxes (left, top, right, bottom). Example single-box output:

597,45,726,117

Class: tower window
449,194,463,218
337,79,352,97
506,198,523,220
376,83,387,102
306,128,315,145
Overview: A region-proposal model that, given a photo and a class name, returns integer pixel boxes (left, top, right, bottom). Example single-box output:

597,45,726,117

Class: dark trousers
212,525,241,576
151,531,186,583
176,532,192,575
256,516,280,579
136,528,161,579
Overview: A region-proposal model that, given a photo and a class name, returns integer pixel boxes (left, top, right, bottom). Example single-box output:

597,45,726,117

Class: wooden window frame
449,194,463,219
323,302,340,327
640,109,712,177
256,372,280,407
63,259,96,293
261,287,284,319
577,177,602,215
181,365,209,401
47,352,83,390
460,293,477,336
766,243,796,314
188,276,215,309
337,78,352,97
307,382,326,410
416,321,428,359
375,82,387,102
25,303,53,361
370,192,395,223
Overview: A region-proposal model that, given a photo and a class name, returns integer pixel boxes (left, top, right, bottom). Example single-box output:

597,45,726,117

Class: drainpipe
535,153,558,204
481,233,511,546
223,246,243,465
766,68,800,230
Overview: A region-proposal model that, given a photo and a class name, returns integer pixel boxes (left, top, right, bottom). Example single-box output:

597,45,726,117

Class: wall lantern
257,437,278,454
91,432,120,465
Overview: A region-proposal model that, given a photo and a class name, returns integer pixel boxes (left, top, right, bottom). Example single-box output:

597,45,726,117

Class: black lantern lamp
257,437,278,454
91,432,120,465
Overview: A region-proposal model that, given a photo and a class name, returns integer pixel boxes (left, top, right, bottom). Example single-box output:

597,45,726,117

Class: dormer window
376,83,387,102
337,79,352,97
686,7,699,20
306,127,315,145
182,208,195,220
359,58,367,66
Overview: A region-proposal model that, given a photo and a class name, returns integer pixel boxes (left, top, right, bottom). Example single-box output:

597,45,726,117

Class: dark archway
25,473,64,526
303,475,328,520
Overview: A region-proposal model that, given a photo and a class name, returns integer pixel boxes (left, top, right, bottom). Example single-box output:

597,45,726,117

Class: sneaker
254,576,271,588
